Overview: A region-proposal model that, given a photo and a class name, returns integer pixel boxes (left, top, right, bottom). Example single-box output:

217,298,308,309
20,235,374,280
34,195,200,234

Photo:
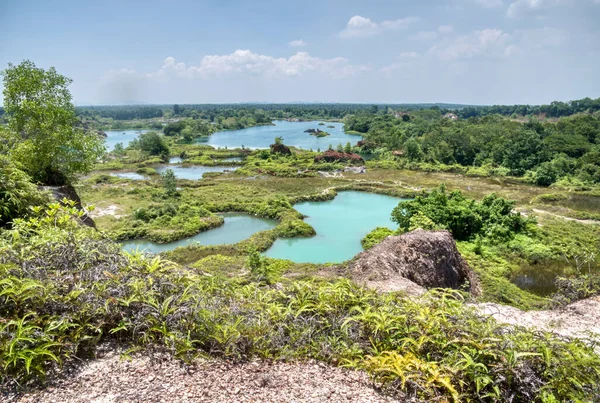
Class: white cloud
475,0,504,7
339,16,381,38
143,51,369,79
438,25,454,34
428,28,512,60
507,0,571,18
289,39,307,47
339,15,418,38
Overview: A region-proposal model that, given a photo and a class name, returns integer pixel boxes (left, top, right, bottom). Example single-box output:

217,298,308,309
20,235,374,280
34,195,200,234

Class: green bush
0,157,49,227
361,227,395,249
392,185,529,242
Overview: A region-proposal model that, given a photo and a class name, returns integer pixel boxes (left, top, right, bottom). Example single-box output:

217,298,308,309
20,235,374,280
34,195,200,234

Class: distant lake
196,121,362,150
104,130,150,151
155,165,240,180
111,165,240,181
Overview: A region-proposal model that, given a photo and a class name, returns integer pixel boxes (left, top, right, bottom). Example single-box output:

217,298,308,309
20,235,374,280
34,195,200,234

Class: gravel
9,350,401,403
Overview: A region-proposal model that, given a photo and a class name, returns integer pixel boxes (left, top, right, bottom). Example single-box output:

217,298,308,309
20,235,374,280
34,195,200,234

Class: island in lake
304,128,330,137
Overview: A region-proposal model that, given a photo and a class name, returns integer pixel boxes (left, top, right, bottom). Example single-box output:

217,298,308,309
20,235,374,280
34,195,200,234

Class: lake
111,165,240,181
104,130,150,152
156,165,240,180
196,120,362,150
122,213,277,254
265,191,406,263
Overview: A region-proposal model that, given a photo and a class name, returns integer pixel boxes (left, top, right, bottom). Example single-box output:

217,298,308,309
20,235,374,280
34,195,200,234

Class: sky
1,0,599,105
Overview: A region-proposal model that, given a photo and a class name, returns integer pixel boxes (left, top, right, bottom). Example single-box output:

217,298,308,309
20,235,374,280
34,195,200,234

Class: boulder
350,229,480,296
40,184,96,228
343,166,366,174
270,143,291,155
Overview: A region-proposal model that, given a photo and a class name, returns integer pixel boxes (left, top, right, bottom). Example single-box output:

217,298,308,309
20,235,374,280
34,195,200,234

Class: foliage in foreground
1,61,104,185
1,205,599,402
0,157,49,228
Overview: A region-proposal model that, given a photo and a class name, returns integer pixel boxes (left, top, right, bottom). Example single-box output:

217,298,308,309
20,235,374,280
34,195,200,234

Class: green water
122,213,277,254
265,191,406,263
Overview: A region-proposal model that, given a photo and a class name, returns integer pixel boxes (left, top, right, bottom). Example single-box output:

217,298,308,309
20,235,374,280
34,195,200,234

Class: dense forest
71,97,600,122
348,109,600,188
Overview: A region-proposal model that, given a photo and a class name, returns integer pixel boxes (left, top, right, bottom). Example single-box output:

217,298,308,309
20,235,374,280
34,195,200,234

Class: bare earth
88,204,124,219
11,351,400,403
476,296,600,339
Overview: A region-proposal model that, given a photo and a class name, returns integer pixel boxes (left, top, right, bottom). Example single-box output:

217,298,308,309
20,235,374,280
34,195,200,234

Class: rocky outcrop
270,143,291,155
350,229,480,296
343,166,366,174
40,185,96,228
314,150,364,164
318,171,343,178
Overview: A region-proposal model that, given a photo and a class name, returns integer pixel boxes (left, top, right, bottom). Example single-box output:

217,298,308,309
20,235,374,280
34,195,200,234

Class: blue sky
1,0,599,105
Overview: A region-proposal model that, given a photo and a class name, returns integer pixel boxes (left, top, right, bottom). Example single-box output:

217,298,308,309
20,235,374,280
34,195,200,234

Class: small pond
122,213,277,254
169,157,183,164
104,130,150,152
195,120,361,150
110,172,146,180
265,191,407,263
155,165,240,180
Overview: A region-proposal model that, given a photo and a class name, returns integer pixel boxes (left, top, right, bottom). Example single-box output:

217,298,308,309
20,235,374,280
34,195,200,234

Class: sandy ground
9,351,401,403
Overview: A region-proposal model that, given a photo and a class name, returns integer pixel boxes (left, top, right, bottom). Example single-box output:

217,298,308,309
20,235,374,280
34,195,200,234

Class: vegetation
3,62,600,401
347,109,600,189
392,185,529,242
1,61,104,185
1,206,599,401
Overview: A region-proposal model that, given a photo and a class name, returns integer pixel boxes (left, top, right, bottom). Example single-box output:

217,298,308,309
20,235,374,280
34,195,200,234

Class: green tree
137,132,170,161
1,60,104,185
113,143,125,157
274,136,283,145
336,143,344,152
161,168,177,197
181,127,193,142
404,138,423,162
344,142,352,153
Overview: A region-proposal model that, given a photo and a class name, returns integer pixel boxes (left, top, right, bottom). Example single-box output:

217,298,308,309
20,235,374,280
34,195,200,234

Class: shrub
0,157,49,227
361,227,395,249
392,185,529,241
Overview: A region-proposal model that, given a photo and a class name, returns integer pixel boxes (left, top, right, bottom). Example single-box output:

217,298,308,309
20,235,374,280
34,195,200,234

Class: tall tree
1,60,104,185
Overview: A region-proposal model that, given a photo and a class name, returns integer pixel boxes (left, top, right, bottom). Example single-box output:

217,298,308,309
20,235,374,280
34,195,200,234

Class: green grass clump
361,227,395,249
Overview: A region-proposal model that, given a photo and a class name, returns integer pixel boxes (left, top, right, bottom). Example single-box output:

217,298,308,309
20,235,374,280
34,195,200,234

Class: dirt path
11,352,399,403
531,208,600,225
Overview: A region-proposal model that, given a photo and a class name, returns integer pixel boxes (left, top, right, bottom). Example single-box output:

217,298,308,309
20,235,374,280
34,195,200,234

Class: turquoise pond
265,191,406,263
195,120,362,150
120,192,406,263
104,130,149,152
121,213,278,254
